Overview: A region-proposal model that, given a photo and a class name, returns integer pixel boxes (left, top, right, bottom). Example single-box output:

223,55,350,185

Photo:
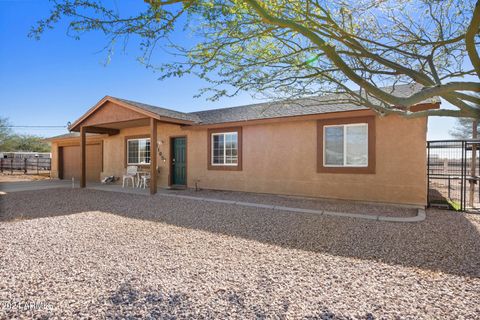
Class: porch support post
150,118,158,194
80,126,86,188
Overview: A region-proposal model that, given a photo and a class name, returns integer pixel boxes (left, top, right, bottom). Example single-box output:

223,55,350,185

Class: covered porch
68,96,197,194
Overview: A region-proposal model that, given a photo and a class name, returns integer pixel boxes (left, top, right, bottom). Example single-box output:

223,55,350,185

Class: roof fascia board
46,134,107,143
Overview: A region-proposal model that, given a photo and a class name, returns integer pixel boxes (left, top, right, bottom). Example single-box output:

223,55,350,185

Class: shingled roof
114,98,202,123
48,84,439,140
190,94,366,125
113,83,439,125
193,83,441,124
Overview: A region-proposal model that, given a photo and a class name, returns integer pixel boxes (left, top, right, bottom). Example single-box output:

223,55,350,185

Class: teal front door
171,137,186,185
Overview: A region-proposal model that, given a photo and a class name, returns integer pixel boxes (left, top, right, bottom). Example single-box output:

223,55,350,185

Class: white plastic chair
122,166,138,188
138,173,151,189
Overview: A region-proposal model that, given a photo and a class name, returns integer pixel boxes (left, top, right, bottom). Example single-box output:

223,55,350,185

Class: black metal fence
427,140,479,212
0,157,51,175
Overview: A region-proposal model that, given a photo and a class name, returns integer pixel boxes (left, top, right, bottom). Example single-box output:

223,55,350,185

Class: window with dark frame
127,138,150,165
317,116,375,174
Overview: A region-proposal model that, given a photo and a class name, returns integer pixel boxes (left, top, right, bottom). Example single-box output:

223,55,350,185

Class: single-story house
47,84,439,206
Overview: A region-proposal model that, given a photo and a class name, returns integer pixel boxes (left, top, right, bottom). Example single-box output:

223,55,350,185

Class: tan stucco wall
50,113,427,206
184,115,427,206
50,142,59,179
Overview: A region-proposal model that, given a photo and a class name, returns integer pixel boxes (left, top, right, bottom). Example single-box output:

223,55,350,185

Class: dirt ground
0,172,51,182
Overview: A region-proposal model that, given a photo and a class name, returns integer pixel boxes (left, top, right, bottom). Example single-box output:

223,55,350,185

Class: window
127,138,150,165
324,124,368,167
208,127,242,171
212,132,238,165
317,116,375,174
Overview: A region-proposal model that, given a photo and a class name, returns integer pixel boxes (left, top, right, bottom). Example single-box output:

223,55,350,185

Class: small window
127,138,150,165
324,123,368,167
211,132,238,166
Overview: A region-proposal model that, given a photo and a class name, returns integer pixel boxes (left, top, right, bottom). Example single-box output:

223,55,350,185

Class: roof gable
80,101,147,127
69,96,197,131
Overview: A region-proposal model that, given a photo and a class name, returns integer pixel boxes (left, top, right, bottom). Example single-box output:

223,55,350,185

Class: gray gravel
0,188,479,319
158,188,419,218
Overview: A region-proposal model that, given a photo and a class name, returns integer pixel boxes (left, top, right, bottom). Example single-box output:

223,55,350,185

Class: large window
212,132,238,165
324,123,368,167
127,138,150,165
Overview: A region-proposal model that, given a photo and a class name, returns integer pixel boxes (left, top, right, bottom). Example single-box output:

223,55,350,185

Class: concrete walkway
1,180,426,223
0,180,75,192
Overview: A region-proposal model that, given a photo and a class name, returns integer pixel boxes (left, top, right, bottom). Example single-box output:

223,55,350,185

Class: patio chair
122,165,138,188
138,173,151,189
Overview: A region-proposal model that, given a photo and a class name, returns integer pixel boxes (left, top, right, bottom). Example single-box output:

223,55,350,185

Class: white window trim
127,138,151,165
211,132,239,166
323,123,368,168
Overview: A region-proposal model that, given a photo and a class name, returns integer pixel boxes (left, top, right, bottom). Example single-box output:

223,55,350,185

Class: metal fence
427,140,479,212
0,157,51,175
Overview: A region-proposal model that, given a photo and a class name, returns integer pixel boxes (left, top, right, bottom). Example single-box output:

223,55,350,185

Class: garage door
61,144,102,182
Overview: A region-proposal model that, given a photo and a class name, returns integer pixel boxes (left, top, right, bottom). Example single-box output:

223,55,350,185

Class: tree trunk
469,120,478,208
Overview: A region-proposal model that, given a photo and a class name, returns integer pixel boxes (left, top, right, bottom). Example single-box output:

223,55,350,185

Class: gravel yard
0,188,479,319
158,188,419,218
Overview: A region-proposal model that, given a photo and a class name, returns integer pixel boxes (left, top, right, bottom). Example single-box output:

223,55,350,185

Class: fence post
24,158,27,174
427,141,430,207
461,141,465,211
448,175,451,199
36,157,39,175
0,158,2,173
10,158,13,174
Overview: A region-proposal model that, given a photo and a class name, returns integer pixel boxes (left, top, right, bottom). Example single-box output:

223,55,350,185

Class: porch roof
69,96,199,132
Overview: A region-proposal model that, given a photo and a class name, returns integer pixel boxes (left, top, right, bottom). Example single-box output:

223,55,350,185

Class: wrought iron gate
427,140,480,212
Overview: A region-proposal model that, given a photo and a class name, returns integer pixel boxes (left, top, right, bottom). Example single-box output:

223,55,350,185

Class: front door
171,137,186,185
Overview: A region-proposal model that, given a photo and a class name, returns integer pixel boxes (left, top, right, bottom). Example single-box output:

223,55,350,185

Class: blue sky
0,0,458,139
